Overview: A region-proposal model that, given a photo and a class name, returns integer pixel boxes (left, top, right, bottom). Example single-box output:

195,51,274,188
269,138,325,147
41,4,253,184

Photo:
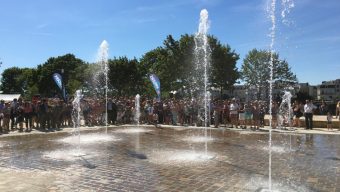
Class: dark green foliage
108,57,143,96
209,35,240,96
36,54,86,98
0,67,35,96
139,34,240,97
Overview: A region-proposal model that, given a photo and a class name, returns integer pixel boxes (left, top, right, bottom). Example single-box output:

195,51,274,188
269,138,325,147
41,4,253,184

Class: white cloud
36,23,48,29
30,32,53,36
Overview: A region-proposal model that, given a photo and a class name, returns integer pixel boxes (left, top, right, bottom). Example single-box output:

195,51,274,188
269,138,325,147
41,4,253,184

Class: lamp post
61,69,65,102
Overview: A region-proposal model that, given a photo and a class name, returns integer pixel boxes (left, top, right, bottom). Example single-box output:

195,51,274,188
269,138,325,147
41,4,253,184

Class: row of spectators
0,96,339,134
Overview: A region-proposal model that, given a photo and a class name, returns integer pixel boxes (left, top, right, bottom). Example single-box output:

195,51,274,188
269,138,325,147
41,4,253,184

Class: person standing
0,100,4,134
229,98,239,128
10,98,18,131
293,100,303,128
112,99,117,125
251,101,260,129
16,99,25,132
244,102,253,129
107,98,114,125
222,100,230,127
238,102,245,129
336,101,340,130
23,101,33,132
213,100,222,128
336,101,340,116
39,99,49,131
326,112,333,130
2,102,11,133
319,100,328,115
304,100,317,130
271,101,279,129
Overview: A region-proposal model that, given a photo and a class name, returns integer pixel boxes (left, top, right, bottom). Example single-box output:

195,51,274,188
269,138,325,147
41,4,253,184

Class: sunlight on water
43,149,88,161
149,150,215,165
244,175,309,192
114,128,153,134
58,133,118,145
183,136,215,143
262,145,291,153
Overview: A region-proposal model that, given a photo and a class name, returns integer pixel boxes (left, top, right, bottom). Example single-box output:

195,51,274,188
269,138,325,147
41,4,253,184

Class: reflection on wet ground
0,126,339,192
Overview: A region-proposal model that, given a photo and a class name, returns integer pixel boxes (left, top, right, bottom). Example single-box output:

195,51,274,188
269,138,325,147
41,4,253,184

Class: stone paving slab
0,125,339,191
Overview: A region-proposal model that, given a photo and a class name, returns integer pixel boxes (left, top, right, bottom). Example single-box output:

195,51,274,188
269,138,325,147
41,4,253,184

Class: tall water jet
194,9,211,157
72,90,83,155
267,1,276,190
266,0,294,191
97,40,109,134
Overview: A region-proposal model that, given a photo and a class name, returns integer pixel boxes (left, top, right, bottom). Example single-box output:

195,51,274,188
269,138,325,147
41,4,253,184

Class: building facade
317,79,340,102
209,79,340,103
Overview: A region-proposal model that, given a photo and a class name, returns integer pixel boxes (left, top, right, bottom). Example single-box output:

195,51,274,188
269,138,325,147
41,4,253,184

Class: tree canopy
139,34,239,98
0,35,302,101
36,54,87,98
241,48,297,100
0,67,36,98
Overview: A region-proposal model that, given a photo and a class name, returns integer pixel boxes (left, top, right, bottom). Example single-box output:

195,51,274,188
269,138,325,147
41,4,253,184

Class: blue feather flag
149,74,161,99
52,73,67,102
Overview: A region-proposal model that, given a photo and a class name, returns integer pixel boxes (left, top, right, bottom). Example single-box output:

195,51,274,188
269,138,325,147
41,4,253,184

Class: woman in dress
293,100,303,128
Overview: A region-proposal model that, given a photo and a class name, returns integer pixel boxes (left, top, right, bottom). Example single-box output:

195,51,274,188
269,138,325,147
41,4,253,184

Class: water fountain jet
72,90,83,156
266,0,295,191
194,9,211,158
97,40,109,134
278,91,293,130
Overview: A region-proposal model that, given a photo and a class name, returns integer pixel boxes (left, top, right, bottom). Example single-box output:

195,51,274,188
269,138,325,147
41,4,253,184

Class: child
153,113,159,128
327,112,333,130
2,102,11,133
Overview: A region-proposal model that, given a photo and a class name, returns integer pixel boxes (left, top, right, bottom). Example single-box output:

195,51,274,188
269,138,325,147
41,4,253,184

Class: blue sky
0,0,339,85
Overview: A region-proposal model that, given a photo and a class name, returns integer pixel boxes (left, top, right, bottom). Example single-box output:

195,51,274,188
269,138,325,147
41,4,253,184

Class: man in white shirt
304,100,317,130
229,98,239,128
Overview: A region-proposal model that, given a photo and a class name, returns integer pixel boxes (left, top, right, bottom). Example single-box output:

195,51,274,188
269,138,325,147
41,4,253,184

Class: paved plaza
0,125,339,192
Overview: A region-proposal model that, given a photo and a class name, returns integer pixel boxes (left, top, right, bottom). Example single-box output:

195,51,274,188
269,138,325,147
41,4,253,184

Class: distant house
0,94,21,102
317,79,340,102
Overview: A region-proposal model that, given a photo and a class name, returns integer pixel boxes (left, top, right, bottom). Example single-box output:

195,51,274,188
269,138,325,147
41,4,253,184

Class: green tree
241,49,297,100
18,68,39,99
36,54,86,98
0,67,38,98
1,67,24,94
139,46,167,95
108,57,143,96
140,35,183,97
177,34,196,94
209,36,239,97
140,34,240,98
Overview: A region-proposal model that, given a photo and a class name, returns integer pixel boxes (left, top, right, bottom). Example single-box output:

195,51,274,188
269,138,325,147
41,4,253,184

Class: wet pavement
0,125,339,192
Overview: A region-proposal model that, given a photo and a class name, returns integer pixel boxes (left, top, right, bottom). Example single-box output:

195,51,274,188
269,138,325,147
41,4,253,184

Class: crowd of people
0,96,339,135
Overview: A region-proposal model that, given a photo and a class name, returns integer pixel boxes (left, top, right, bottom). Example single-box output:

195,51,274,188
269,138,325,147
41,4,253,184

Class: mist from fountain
278,91,293,130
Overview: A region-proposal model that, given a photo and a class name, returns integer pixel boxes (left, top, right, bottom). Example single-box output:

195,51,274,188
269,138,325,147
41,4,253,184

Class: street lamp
61,69,65,102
